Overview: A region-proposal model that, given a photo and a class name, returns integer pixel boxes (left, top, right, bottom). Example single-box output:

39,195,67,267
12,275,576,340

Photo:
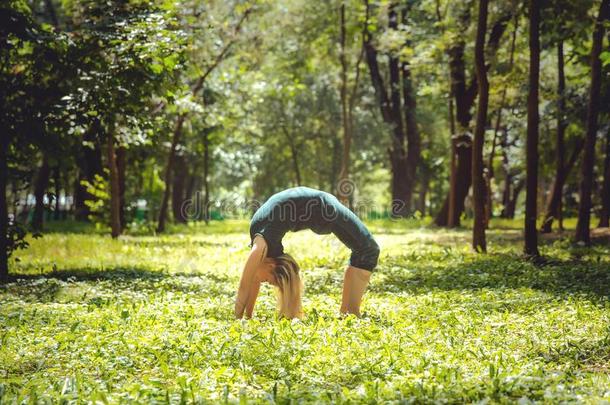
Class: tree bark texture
524,0,541,257
172,153,188,224
107,134,122,239
541,41,568,233
599,127,610,228
116,146,126,230
0,138,9,282
435,8,512,227
363,0,420,217
575,0,610,244
472,0,489,253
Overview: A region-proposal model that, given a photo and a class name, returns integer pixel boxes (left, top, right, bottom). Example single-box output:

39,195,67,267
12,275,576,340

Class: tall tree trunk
402,8,421,216
107,134,121,239
157,116,185,232
500,173,513,218
499,125,515,219
388,4,410,215
330,136,341,193
417,171,429,216
338,1,351,203
437,37,472,227
116,146,126,230
541,41,568,233
363,0,418,217
472,0,489,253
599,127,610,227
172,154,188,224
485,16,518,226
505,179,524,219
576,0,610,244
542,139,585,234
32,156,50,231
203,132,210,224
524,0,541,257
0,138,9,282
436,8,512,227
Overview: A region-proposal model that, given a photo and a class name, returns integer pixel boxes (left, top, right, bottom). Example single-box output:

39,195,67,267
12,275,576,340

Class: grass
1,219,610,403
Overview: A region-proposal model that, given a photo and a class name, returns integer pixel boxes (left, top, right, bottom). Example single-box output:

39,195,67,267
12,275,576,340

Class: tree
600,126,610,228
524,0,540,257
363,0,421,217
541,41,568,233
107,132,122,238
538,0,593,233
435,3,515,227
59,0,184,238
575,0,610,244
156,4,252,233
472,0,489,252
485,15,518,226
337,0,364,204
0,3,65,281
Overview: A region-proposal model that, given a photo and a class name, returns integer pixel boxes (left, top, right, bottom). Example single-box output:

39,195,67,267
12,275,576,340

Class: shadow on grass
121,239,235,249
371,253,610,299
1,266,235,302
538,333,610,372
6,266,170,282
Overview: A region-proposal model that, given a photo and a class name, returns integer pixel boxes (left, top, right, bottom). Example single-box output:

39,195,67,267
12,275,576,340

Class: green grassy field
1,220,610,403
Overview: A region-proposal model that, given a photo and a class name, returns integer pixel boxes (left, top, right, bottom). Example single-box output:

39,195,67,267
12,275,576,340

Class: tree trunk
330,136,340,193
575,0,610,245
155,9,251,232
505,179,524,219
116,146,126,230
157,114,186,232
32,156,51,231
388,4,410,215
437,38,472,227
499,125,514,219
172,154,188,224
599,127,610,227
0,138,9,282
436,8,512,227
524,0,541,257
74,127,103,221
472,0,489,253
541,41,568,233
338,1,351,203
401,8,421,217
500,173,513,218
417,172,429,216
485,17,518,226
363,0,419,217
542,139,585,235
107,134,121,239
203,132,210,224
389,154,410,217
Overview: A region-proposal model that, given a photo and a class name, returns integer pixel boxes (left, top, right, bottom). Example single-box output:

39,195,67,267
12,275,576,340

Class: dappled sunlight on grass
2,219,610,402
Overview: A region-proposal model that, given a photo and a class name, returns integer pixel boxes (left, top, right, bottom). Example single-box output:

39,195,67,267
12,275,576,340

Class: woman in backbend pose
235,186,380,319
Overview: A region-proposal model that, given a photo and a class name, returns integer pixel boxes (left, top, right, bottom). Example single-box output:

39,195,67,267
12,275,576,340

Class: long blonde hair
272,254,303,319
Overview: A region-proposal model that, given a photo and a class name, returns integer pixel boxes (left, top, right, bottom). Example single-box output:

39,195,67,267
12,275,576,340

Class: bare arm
235,235,267,319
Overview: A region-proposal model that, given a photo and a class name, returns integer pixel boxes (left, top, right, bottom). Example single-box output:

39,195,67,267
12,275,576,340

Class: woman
235,186,380,319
